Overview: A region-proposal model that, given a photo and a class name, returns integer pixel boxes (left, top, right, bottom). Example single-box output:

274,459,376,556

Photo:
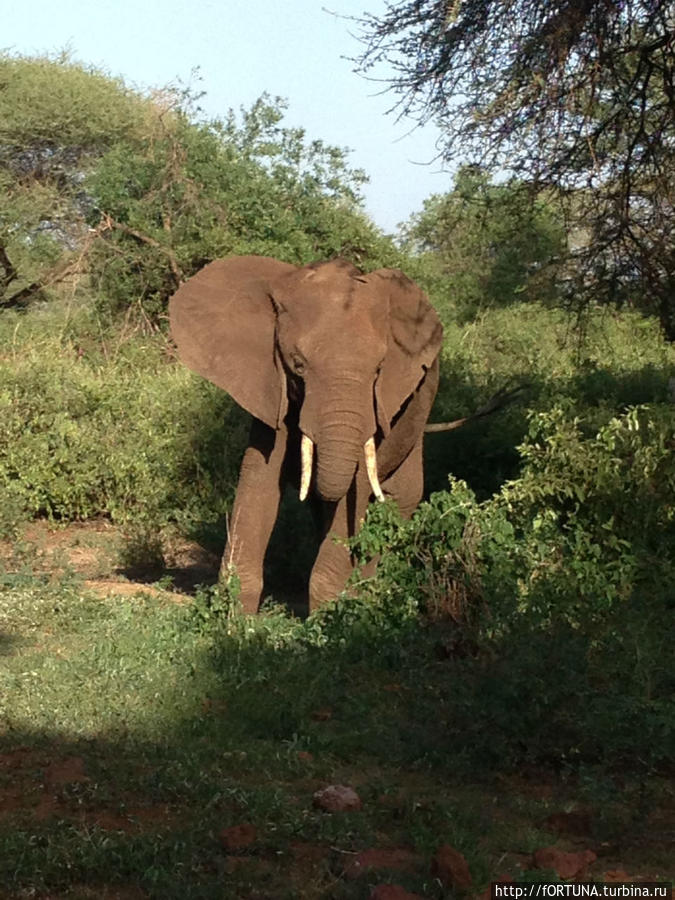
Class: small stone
312,784,362,812
431,844,473,891
297,751,314,763
311,707,333,721
604,870,633,883
219,823,257,851
533,847,597,879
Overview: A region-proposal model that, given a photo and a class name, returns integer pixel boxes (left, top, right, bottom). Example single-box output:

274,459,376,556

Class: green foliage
0,52,148,150
427,301,675,497
354,404,675,769
87,94,400,317
0,54,403,319
403,167,566,322
502,405,675,619
351,487,515,629
0,53,158,309
0,314,247,534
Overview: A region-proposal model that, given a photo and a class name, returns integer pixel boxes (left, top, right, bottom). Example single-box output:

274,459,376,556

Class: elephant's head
169,256,442,503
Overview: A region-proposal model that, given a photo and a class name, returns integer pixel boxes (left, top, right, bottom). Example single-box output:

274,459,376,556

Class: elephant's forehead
274,269,383,318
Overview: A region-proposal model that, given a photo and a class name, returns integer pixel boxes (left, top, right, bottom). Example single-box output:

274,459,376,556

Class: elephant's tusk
364,437,385,502
299,434,314,501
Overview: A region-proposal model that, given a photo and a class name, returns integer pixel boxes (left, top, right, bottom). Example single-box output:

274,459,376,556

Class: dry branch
101,215,183,286
0,220,108,310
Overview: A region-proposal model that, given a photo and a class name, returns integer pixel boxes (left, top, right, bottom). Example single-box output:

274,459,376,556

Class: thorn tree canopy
354,1,675,337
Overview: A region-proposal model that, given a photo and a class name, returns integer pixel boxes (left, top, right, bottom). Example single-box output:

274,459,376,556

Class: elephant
169,255,443,613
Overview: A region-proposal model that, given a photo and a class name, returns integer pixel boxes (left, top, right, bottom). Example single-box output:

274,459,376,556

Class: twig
0,243,18,292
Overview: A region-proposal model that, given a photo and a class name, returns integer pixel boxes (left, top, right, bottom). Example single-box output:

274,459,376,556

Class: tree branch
101,214,183,286
0,220,108,310
0,243,18,292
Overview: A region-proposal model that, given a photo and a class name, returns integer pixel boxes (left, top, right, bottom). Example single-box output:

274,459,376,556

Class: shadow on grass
0,594,673,898
0,631,24,656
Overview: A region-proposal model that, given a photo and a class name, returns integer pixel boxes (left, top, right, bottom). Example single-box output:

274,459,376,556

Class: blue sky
3,0,453,233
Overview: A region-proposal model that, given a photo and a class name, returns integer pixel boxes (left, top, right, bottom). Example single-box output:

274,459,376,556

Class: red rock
219,823,257,851
533,847,597,879
311,707,333,721
297,751,314,763
370,885,425,900
474,873,513,900
431,844,473,891
344,847,420,879
312,784,362,812
604,870,633,883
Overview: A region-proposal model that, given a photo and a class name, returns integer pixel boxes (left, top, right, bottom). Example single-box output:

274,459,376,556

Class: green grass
0,561,673,898
1,295,674,896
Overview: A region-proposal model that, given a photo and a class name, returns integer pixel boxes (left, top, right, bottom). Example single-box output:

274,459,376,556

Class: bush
426,302,675,497
0,317,247,536
401,167,566,322
0,55,406,320
86,96,398,317
353,404,675,769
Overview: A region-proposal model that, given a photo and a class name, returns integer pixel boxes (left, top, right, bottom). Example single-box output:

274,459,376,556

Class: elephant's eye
291,354,306,375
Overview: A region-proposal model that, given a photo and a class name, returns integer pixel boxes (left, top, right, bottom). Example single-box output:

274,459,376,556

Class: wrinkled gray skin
169,255,443,613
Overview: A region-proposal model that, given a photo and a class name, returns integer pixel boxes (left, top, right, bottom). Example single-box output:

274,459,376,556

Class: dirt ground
1,518,220,601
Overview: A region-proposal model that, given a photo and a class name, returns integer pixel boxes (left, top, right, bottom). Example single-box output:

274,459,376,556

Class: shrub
353,403,675,769
0,321,247,536
426,302,675,497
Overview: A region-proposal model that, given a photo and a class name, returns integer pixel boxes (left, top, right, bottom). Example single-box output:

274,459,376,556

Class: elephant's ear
169,256,297,429
368,269,443,435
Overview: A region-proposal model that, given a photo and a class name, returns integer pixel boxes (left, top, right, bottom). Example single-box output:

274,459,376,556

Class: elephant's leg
221,419,286,614
309,468,372,612
308,439,426,611
381,437,424,519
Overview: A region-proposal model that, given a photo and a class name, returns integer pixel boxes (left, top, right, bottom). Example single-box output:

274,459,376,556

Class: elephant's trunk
299,427,384,504
314,424,361,502
298,380,384,503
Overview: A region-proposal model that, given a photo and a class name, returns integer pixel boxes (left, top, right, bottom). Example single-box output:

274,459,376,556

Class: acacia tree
355,1,675,336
